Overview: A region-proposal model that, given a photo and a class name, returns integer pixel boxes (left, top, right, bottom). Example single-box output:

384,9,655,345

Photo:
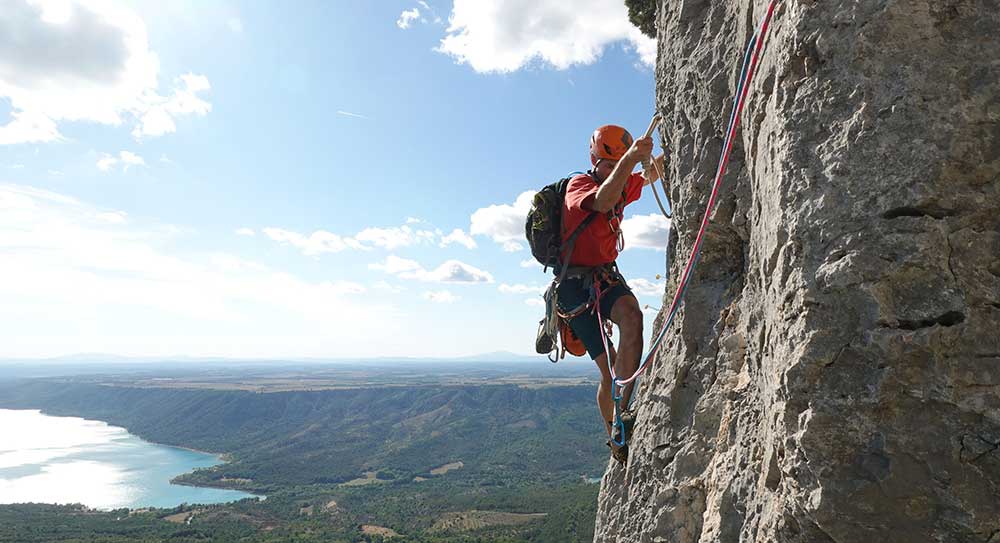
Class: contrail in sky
336,110,368,119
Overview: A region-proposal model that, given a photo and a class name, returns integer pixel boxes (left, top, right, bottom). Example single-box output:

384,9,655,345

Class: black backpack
524,173,598,274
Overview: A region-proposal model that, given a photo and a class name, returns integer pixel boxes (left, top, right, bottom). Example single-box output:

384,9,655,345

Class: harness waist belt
560,262,618,281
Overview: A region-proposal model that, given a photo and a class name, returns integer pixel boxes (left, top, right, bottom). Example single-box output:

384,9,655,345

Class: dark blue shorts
556,276,633,360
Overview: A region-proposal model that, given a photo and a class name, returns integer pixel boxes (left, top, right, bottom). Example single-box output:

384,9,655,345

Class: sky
0,0,672,359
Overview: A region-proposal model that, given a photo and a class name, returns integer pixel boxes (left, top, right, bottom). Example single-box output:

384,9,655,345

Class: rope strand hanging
645,151,672,219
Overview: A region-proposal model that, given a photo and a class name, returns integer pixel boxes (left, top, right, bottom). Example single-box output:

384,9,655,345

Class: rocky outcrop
596,1,1000,541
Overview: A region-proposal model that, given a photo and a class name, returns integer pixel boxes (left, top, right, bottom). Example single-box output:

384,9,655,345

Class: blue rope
723,34,757,164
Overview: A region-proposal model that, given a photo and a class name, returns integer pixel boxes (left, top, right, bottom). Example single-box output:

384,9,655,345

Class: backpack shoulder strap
556,211,598,284
555,172,599,283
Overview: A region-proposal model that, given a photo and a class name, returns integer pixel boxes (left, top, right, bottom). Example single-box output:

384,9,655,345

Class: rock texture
595,1,1000,541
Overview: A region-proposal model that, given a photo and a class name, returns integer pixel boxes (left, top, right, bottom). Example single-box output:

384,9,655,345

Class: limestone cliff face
595,1,1000,541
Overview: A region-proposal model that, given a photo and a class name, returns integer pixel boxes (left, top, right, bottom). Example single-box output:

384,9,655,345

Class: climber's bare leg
593,344,617,438
609,293,643,410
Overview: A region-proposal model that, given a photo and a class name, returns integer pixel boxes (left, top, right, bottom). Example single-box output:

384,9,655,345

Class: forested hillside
0,376,606,542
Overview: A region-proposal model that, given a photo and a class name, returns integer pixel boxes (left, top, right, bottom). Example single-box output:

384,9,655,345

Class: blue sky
0,1,671,359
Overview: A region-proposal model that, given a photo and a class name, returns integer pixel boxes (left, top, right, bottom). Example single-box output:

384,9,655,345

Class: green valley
0,362,609,542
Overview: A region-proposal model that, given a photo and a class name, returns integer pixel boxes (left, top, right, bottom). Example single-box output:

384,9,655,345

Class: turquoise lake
0,409,258,510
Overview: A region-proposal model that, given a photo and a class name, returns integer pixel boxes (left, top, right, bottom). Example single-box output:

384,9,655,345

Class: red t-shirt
561,172,643,267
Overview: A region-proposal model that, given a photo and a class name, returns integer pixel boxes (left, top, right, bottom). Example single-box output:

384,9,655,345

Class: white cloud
397,7,421,29
235,227,255,237
97,150,146,172
9,164,25,169
227,17,243,33
502,240,523,252
369,255,423,275
630,31,657,67
418,260,494,283
422,290,459,303
263,227,367,256
356,225,436,250
0,1,211,144
93,211,127,224
119,151,144,168
132,74,212,139
370,255,494,283
0,111,62,145
470,191,533,249
0,184,387,356
621,214,671,250
372,280,406,293
96,155,116,172
405,217,422,224
159,224,184,236
525,298,544,307
629,278,665,296
261,222,452,256
440,228,477,249
498,283,545,295
417,1,443,24
519,258,542,269
437,0,655,73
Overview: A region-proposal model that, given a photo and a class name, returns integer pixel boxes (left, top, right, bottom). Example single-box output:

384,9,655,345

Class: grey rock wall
595,1,1000,541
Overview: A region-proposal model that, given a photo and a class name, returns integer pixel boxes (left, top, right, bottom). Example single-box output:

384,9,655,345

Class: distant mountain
453,350,543,362
0,353,235,364
0,351,547,365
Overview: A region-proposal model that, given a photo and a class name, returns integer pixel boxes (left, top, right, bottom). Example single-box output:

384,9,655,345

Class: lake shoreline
22,407,234,462
0,408,260,510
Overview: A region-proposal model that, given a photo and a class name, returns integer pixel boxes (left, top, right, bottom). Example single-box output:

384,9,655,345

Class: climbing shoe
607,439,628,464
607,410,636,465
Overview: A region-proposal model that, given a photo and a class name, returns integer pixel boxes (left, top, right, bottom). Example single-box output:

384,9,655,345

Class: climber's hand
642,153,668,185
624,136,653,165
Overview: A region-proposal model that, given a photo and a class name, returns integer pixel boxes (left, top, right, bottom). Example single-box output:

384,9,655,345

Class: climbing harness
556,263,625,321
547,262,622,362
608,0,781,448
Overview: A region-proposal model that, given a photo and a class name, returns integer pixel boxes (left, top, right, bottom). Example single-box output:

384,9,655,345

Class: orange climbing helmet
590,125,633,165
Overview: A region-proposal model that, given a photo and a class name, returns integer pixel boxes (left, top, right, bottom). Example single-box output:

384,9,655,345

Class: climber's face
593,158,618,183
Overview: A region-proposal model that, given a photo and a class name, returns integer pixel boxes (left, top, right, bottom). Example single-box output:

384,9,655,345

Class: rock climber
557,124,666,463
